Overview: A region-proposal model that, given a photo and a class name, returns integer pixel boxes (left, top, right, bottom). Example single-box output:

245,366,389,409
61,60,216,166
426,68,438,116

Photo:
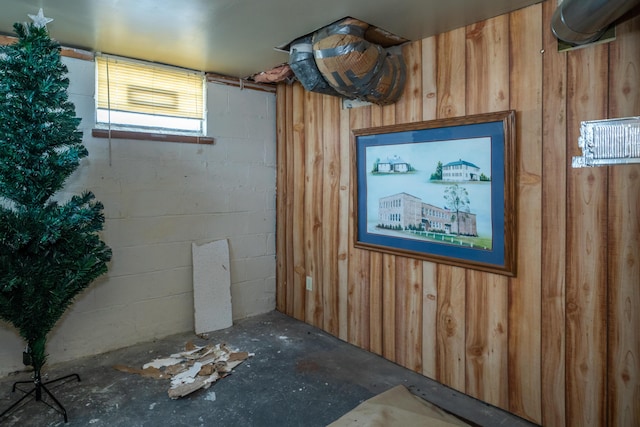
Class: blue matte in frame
355,117,510,271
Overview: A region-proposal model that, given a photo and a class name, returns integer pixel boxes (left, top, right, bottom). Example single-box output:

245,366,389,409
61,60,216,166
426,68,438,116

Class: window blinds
96,56,204,120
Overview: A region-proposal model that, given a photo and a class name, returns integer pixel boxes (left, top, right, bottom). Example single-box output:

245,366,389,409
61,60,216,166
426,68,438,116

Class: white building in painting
376,155,410,173
442,159,481,181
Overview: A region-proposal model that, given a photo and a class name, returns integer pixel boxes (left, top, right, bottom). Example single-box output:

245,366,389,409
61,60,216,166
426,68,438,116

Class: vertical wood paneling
282,84,296,317
322,94,341,335
348,248,370,350
466,17,510,114
422,36,438,120
464,15,510,410
396,41,423,124
370,104,383,128
465,270,509,407
291,83,306,321
382,103,396,125
566,43,609,427
436,265,467,392
421,35,439,380
275,84,288,313
607,11,640,427
437,28,467,119
435,25,468,393
391,40,423,370
275,3,640,424
337,107,351,341
435,26,468,394
368,104,385,356
382,253,397,362
395,257,423,372
540,1,568,425
304,91,324,327
380,103,397,362
422,261,437,378
369,252,383,355
347,109,371,350
507,5,543,423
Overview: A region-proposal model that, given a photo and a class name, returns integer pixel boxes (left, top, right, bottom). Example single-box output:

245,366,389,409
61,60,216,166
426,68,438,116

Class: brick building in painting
378,192,477,236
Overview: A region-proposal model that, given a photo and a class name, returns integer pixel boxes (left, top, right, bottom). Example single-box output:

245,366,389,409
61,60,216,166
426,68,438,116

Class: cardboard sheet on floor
327,385,471,427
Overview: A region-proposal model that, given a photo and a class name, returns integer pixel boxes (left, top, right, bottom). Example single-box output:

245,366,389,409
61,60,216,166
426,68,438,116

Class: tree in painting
443,183,470,235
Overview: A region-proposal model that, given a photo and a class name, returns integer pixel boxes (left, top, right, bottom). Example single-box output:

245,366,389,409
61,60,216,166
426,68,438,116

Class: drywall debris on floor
114,341,252,399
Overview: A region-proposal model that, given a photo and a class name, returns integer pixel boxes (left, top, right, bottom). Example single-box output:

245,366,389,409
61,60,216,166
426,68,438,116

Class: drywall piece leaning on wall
192,240,233,334
288,17,407,106
572,116,640,167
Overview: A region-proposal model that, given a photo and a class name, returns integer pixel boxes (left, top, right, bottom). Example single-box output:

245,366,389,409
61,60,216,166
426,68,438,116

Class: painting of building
378,192,422,228
378,192,477,236
442,159,481,181
421,202,451,233
375,155,411,173
449,211,478,236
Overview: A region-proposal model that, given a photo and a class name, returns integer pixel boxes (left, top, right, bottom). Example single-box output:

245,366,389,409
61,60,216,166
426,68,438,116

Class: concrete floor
0,311,538,427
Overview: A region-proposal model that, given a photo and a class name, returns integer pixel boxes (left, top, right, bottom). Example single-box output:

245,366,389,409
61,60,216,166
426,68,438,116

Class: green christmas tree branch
0,20,111,372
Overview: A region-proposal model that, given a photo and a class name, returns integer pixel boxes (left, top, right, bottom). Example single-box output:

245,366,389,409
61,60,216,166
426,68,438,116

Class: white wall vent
572,117,640,168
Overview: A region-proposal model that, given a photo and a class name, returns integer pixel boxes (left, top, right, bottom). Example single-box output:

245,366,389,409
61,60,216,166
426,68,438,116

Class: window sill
92,129,214,145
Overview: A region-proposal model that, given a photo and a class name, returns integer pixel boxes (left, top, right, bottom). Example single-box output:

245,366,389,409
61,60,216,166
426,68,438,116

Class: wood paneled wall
275,3,640,426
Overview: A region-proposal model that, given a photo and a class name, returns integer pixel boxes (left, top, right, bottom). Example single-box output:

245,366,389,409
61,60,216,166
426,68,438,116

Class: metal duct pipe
551,0,640,45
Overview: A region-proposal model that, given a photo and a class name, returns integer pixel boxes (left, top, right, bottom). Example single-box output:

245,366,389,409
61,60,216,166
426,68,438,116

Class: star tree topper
28,8,54,28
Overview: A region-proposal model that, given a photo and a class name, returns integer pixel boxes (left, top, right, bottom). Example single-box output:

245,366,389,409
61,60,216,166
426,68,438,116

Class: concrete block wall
0,57,277,377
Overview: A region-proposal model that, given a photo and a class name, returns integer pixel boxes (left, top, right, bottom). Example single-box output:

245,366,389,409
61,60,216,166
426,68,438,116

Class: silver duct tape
325,51,387,96
314,40,373,58
290,42,313,54
364,53,406,105
289,36,340,96
572,116,640,167
290,17,406,105
314,23,366,40
313,34,386,98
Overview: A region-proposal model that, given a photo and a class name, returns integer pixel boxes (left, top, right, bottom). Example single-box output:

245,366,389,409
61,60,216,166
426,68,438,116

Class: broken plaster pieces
114,342,253,399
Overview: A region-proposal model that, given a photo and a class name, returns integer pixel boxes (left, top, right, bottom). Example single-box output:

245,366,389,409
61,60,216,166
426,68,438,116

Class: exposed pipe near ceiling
551,0,640,45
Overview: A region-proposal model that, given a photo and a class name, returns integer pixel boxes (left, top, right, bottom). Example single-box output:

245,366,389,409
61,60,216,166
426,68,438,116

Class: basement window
95,55,206,136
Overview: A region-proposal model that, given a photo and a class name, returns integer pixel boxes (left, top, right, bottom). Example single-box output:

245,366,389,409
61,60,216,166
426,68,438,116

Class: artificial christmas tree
0,10,111,422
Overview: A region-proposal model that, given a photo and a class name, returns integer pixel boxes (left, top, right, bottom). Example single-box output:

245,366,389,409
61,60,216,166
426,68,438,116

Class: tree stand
0,370,81,423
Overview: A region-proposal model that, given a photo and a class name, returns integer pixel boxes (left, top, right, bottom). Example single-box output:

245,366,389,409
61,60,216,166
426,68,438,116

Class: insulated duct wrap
312,18,385,98
363,47,406,105
288,36,340,96
288,18,406,105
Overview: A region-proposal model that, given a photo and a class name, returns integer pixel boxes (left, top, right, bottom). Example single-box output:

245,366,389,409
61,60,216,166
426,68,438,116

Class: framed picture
352,110,517,276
